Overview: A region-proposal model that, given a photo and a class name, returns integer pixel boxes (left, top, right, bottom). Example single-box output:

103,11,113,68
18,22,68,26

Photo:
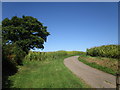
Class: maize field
24,50,86,61
86,45,120,59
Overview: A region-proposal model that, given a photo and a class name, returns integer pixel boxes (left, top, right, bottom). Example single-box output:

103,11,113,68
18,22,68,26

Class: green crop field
86,45,120,59
78,45,119,75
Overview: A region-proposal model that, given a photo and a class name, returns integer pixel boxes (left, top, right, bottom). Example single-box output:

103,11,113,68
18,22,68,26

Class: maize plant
24,50,86,61
86,45,120,59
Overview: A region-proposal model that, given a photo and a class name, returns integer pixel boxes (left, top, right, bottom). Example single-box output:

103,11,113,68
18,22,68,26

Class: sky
2,2,118,52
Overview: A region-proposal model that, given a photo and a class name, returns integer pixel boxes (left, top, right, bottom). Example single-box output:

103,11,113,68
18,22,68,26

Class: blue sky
2,2,118,52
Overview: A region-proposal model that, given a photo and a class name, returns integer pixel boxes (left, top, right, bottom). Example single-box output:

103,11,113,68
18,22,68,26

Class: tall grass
86,45,120,59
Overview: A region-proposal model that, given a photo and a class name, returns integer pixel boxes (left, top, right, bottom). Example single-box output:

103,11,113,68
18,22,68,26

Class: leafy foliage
2,15,50,65
2,16,50,54
2,44,18,88
86,45,120,59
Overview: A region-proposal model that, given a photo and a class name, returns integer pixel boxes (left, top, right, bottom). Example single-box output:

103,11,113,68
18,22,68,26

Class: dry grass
79,56,118,71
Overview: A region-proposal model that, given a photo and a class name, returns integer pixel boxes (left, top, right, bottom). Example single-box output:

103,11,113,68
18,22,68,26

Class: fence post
116,73,120,90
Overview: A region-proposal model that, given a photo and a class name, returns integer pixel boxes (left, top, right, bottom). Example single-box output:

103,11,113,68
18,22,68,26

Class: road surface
64,56,116,88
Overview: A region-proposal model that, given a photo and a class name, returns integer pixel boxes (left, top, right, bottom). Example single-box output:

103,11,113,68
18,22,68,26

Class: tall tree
2,16,50,54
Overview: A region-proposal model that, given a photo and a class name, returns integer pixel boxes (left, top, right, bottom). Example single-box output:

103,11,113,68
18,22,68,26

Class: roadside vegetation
9,51,89,88
78,45,119,75
78,55,118,75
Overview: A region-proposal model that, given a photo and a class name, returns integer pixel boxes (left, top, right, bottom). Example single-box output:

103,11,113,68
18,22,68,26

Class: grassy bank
78,55,118,75
8,51,89,88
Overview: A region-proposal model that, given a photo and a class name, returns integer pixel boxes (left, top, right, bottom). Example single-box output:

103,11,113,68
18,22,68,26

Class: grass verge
9,54,89,88
78,55,117,75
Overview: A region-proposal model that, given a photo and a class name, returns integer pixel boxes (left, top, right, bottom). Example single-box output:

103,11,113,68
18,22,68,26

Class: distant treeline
86,45,120,59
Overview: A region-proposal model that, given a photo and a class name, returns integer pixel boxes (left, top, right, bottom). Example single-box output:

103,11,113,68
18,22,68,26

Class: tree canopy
2,16,50,53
